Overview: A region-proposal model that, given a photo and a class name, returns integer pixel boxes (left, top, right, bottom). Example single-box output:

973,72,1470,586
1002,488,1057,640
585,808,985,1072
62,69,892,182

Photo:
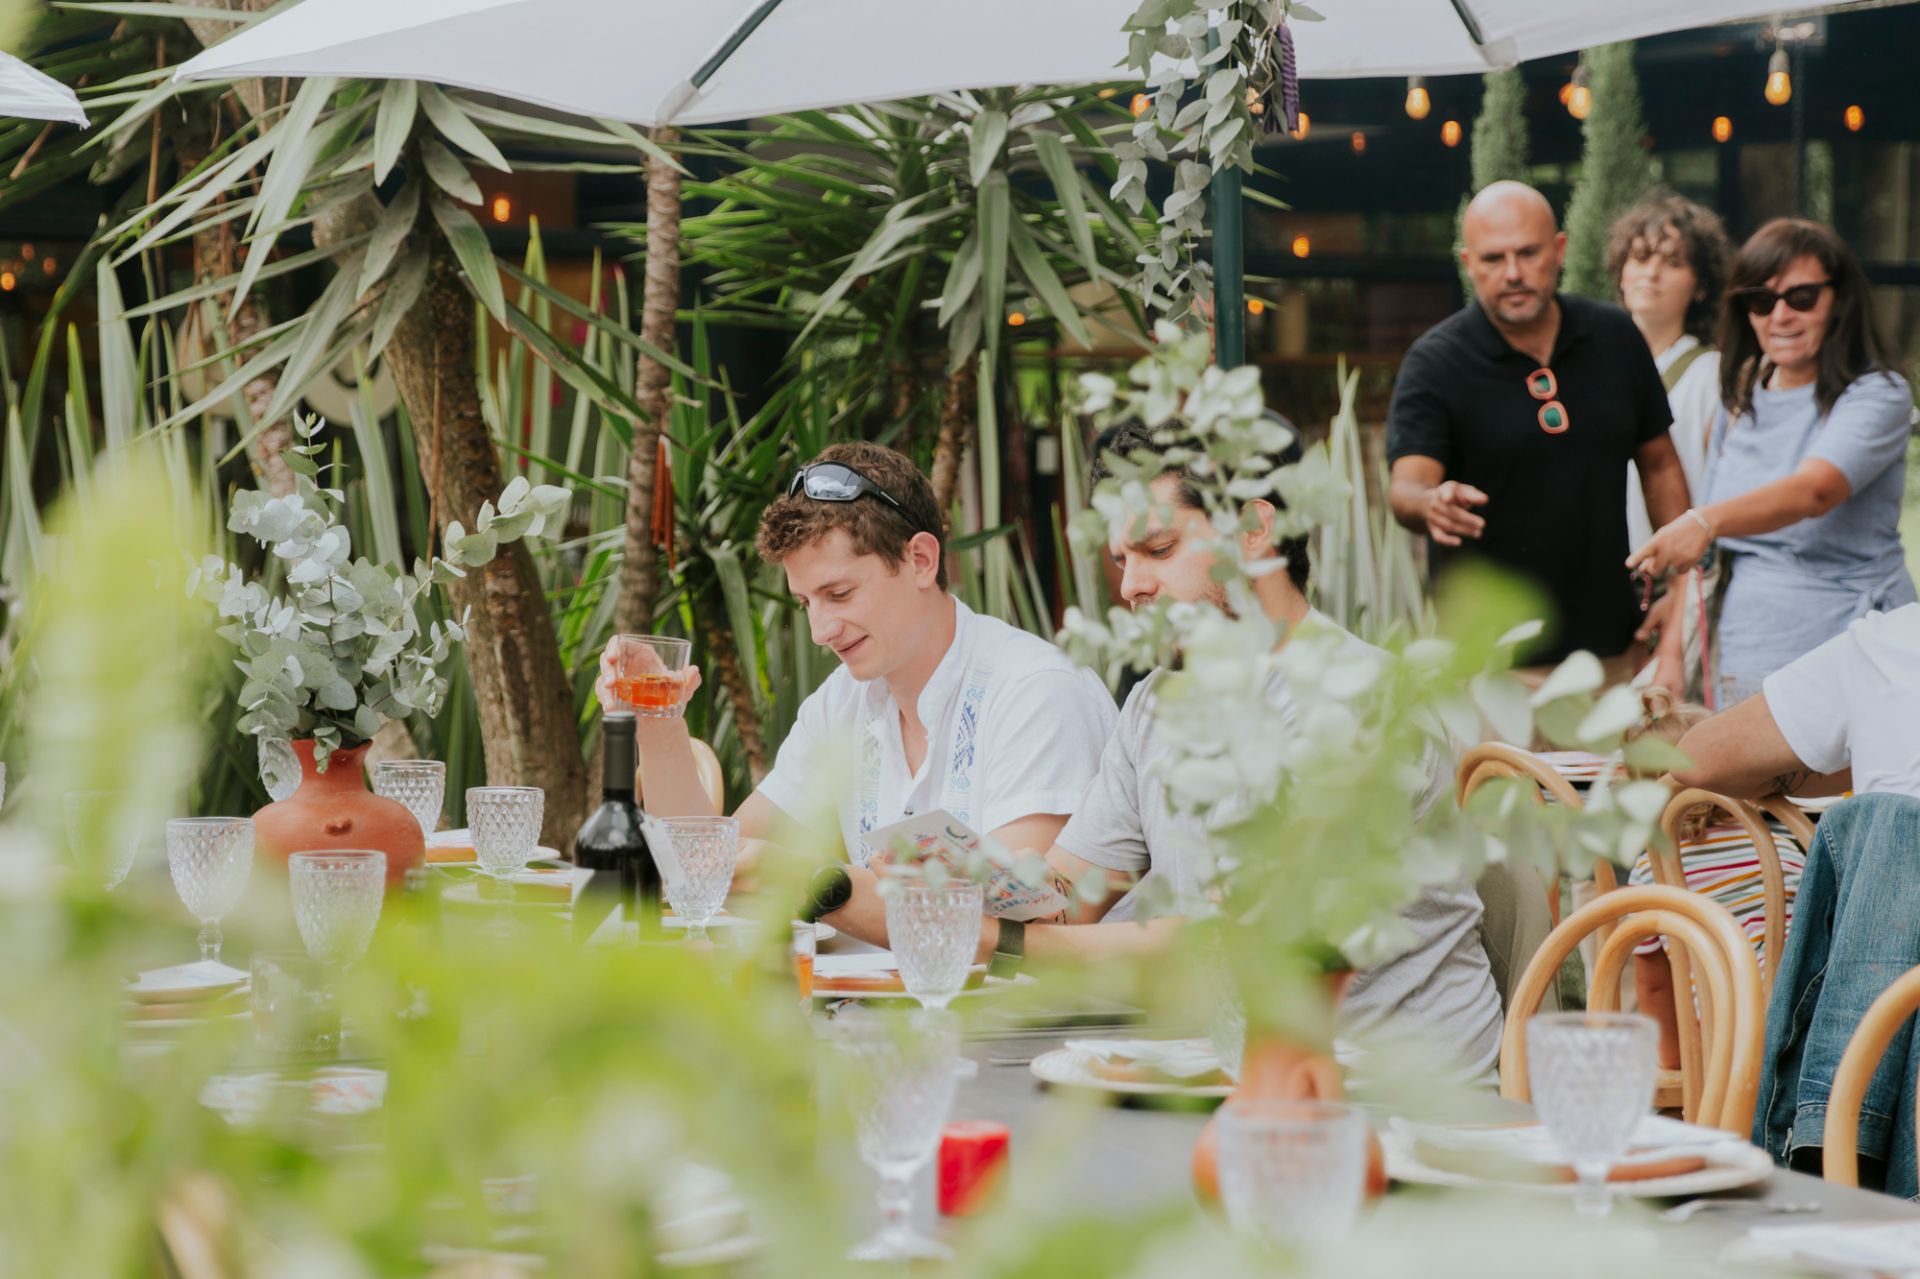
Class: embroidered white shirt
756,597,1117,863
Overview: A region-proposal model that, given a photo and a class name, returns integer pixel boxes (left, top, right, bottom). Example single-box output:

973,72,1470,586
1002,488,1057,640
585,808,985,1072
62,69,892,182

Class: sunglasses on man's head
788,462,925,533
1733,280,1831,317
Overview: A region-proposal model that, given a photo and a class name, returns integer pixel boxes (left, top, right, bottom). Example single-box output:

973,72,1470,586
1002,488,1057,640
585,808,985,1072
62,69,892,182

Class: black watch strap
801,865,853,923
988,917,1026,979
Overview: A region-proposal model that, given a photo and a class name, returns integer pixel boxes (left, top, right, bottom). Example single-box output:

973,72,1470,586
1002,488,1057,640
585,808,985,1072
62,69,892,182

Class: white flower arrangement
189,415,570,773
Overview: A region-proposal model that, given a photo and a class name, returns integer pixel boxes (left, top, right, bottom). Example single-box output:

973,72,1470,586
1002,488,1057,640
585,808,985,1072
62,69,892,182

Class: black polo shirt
1386,294,1672,663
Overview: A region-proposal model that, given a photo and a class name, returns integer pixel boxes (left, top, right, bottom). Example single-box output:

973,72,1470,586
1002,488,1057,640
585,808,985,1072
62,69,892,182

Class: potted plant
190,416,569,884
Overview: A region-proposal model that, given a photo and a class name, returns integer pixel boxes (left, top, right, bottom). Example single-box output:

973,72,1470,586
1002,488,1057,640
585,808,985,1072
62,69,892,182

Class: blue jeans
1756,793,1920,1198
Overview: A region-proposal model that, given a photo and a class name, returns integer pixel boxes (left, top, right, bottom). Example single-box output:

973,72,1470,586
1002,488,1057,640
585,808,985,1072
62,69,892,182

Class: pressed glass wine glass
372,760,446,837
165,817,254,962
884,881,984,1009
660,816,738,941
1528,1012,1659,1217
63,789,139,890
287,851,387,970
831,1010,962,1262
1216,1098,1369,1250
468,786,543,935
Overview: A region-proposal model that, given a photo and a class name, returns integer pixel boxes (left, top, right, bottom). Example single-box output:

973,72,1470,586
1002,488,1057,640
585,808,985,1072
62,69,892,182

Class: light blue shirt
1708,370,1916,683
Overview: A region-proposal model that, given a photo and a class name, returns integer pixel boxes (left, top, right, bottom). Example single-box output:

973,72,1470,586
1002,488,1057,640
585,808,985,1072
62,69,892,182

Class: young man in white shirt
599,441,1117,941
1673,602,1920,801
959,423,1503,1079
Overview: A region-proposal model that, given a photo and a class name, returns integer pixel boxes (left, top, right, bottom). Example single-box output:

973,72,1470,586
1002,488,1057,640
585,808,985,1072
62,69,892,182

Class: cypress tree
1562,42,1659,299
1455,68,1530,300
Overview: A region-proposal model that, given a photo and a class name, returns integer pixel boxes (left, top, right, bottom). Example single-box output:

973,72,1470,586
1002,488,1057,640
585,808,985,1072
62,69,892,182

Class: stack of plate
124,960,250,1040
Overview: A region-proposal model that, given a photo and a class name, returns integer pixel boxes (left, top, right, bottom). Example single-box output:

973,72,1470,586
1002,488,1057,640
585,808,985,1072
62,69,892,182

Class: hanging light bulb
1246,298,1266,316
1845,104,1865,132
1764,45,1791,106
1289,110,1311,141
1440,119,1462,147
1566,59,1593,121
1712,115,1733,144
1349,131,1366,155
1404,76,1431,121
1291,235,1311,259
1128,92,1152,118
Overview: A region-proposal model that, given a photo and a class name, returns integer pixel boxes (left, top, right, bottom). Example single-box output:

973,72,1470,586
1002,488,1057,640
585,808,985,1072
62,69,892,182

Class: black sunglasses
788,462,925,533
1733,280,1831,316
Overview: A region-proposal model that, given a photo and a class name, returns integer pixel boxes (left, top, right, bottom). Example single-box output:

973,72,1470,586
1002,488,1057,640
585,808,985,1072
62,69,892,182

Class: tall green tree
1562,41,1658,299
1455,67,1530,299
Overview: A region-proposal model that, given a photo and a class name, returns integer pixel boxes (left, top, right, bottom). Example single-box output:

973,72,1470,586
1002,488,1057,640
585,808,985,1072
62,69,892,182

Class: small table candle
937,1120,1010,1216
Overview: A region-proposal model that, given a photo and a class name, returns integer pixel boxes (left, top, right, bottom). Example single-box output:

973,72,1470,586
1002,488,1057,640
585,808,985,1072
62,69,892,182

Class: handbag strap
1661,341,1711,394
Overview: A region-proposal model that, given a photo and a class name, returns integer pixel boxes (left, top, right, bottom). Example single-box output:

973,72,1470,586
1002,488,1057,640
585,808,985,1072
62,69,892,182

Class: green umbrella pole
1210,163,1246,370
1205,27,1246,370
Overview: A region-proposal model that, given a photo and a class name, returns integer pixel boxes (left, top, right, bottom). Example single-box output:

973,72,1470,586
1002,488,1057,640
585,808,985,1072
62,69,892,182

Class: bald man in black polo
1387,182,1692,692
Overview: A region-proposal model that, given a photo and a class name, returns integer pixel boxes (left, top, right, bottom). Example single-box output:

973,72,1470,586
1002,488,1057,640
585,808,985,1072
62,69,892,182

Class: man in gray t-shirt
961,423,1502,1080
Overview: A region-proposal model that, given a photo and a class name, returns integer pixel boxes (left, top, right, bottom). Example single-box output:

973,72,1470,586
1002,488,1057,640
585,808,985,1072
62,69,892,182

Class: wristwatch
801,864,853,923
988,918,1026,979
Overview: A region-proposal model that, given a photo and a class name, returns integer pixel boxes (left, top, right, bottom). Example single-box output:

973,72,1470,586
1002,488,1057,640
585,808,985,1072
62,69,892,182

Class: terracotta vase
1192,969,1386,1202
252,740,425,889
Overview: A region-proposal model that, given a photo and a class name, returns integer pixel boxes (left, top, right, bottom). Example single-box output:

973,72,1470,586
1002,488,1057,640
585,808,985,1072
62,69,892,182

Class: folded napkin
1064,1038,1223,1081
813,952,903,979
1722,1220,1920,1272
1391,1113,1749,1179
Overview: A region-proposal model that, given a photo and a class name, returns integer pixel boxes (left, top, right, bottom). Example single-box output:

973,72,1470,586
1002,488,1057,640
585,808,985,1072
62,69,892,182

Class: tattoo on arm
1769,768,1814,796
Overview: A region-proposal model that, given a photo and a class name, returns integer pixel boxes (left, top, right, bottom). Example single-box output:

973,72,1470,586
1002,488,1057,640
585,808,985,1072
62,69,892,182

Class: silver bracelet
1683,508,1716,538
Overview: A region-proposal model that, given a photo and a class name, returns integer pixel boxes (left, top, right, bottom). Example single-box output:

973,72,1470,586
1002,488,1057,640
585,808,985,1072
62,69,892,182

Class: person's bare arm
1633,433,1693,531
822,815,1100,949
1629,458,1852,577
1671,694,1851,800
1388,455,1488,547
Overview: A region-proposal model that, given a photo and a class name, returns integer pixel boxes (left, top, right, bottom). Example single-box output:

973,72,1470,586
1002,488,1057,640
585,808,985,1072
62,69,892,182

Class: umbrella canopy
175,0,1857,125
0,49,87,126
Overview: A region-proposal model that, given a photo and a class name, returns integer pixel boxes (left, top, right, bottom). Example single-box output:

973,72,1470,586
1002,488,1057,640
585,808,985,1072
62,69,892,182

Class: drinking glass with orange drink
609,634,692,716
792,920,816,1004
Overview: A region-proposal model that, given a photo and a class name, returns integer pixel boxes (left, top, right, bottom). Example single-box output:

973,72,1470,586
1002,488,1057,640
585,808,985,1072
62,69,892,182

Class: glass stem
1572,1162,1612,1217
686,921,709,943
198,921,222,963
876,1168,913,1241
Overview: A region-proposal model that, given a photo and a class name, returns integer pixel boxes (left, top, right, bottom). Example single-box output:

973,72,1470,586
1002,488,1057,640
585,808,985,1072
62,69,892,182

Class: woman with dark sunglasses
1627,218,1913,706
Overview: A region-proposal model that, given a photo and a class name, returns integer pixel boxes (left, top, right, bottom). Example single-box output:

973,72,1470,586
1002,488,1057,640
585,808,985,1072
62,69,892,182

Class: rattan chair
1821,965,1920,1187
1500,884,1765,1134
1456,743,1619,929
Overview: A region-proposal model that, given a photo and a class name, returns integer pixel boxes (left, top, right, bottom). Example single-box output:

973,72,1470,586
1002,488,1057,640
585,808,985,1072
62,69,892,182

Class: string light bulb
0,272,15,292
1246,298,1266,315
1712,115,1733,144
1291,235,1311,259
1289,111,1310,141
1007,311,1026,327
1128,92,1151,118
490,195,512,223
1845,104,1864,132
1764,45,1791,106
1441,119,1462,147
1566,60,1593,120
42,256,55,274
19,243,33,261
1349,131,1366,155
1404,76,1431,121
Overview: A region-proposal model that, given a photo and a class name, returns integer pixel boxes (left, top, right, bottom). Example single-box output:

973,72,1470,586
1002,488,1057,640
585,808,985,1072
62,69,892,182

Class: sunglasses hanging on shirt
1732,279,1832,316
1526,366,1570,435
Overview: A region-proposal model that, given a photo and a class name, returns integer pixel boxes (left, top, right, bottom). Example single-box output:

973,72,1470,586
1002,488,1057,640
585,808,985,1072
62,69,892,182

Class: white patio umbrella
175,0,1860,125
0,49,88,126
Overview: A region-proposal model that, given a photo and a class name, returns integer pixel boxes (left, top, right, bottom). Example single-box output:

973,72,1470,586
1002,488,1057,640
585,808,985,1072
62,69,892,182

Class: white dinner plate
1028,1044,1233,1098
1381,1124,1774,1198
662,914,836,941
